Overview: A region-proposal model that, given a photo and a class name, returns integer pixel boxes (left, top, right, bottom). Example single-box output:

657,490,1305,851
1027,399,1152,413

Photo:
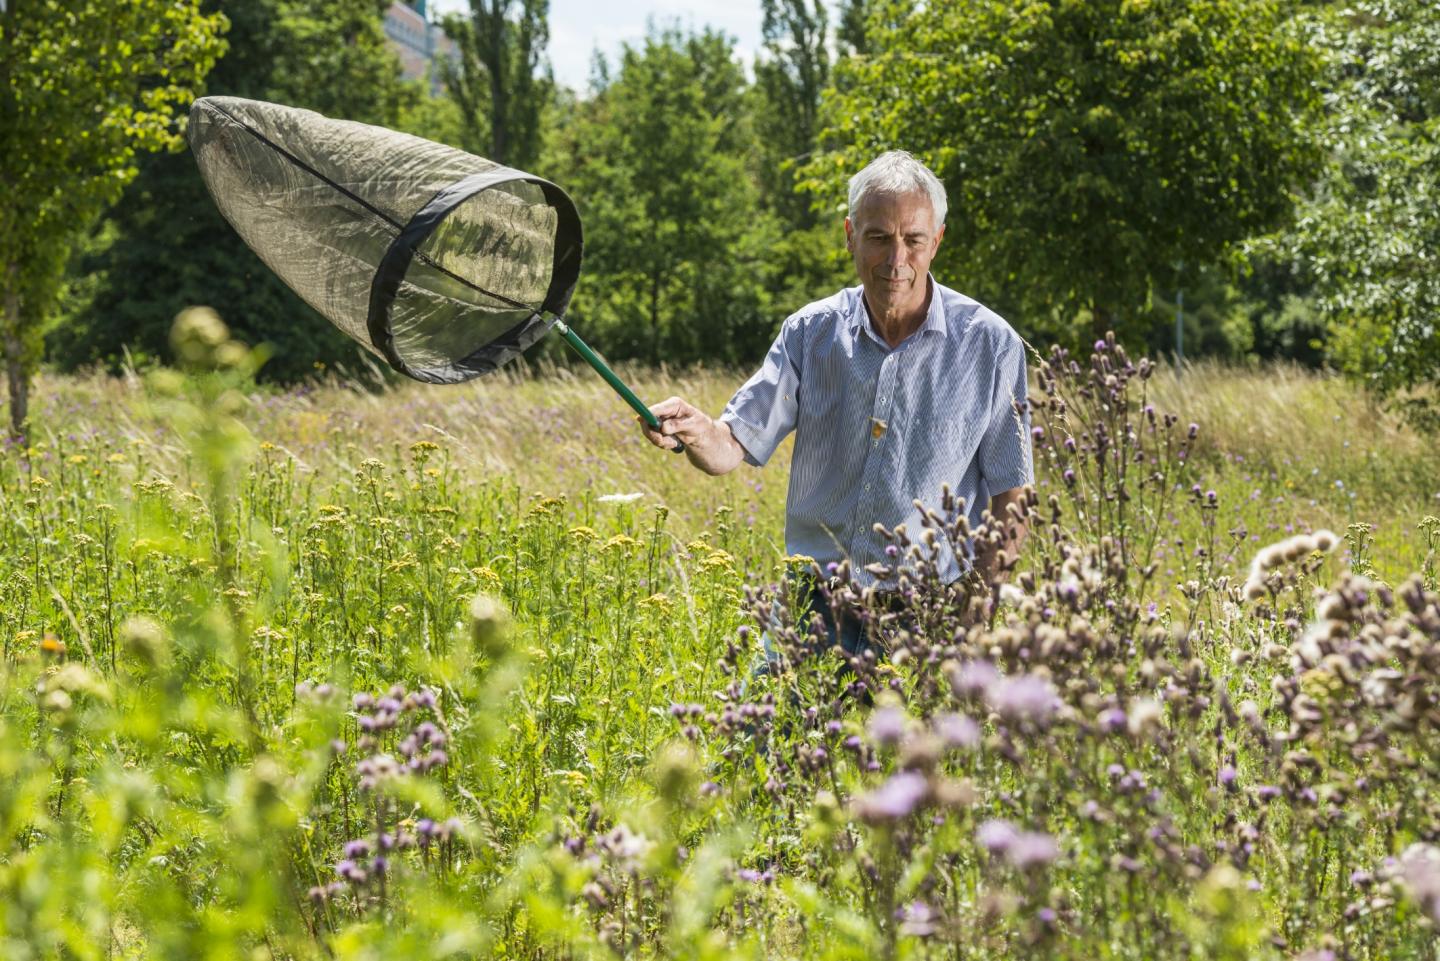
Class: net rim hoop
367,169,584,385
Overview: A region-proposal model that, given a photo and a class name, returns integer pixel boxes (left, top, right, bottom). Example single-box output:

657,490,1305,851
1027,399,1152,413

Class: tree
49,0,415,385
835,0,872,57
802,0,1324,347
753,0,830,228
546,27,779,365
0,0,226,439
1269,0,1440,425
441,0,549,168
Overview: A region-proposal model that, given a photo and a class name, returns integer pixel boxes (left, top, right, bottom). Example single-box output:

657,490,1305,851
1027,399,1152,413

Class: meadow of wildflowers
1,312,1438,959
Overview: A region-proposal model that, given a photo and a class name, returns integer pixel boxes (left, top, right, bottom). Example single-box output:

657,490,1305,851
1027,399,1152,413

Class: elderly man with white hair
642,150,1033,658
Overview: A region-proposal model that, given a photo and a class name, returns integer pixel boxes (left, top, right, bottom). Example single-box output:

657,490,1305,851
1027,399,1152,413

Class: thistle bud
468,592,513,660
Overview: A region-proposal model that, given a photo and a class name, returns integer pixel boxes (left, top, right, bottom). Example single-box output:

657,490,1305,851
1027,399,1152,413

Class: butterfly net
187,96,582,383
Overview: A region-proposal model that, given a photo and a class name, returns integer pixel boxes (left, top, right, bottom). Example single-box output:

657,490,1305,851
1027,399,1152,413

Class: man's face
845,189,945,320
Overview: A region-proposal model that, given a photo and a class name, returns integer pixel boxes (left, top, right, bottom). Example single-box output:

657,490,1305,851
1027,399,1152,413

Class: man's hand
641,397,747,475
975,486,1032,586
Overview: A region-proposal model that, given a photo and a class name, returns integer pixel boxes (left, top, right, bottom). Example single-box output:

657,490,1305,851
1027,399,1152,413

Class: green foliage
835,0,872,57
48,0,415,385
440,0,551,167
0,0,226,436
804,0,1325,348
753,0,831,229
1266,0,1440,427
549,28,802,366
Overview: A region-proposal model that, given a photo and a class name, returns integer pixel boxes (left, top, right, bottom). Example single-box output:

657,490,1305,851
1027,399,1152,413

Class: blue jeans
758,584,878,673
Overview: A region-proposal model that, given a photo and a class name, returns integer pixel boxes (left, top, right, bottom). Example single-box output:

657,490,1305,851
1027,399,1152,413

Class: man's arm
976,485,1031,585
641,397,748,475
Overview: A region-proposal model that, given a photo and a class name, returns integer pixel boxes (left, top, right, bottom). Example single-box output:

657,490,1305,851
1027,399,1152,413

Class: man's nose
885,240,908,267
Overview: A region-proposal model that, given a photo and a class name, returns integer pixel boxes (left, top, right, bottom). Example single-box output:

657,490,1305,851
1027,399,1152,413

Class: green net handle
554,320,685,454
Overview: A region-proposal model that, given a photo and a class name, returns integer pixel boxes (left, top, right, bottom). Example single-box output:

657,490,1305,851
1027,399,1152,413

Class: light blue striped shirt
720,278,1033,588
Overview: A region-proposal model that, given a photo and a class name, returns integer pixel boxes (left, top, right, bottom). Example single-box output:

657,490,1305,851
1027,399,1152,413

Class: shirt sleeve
977,342,1034,492
719,318,801,467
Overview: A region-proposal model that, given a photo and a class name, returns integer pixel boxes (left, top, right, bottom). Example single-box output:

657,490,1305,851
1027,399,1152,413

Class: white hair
847,150,948,227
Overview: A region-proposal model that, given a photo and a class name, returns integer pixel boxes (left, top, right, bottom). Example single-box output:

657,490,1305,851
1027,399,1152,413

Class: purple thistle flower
854,771,929,822
985,674,1060,722
1006,831,1060,869
1098,708,1128,734
334,859,367,884
1219,765,1238,788
934,713,980,750
343,840,370,859
868,706,908,746
976,819,1020,855
897,900,938,936
1399,844,1440,923
952,660,999,698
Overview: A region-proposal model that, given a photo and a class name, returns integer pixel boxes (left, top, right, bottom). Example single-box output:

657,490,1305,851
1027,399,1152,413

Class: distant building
384,1,459,96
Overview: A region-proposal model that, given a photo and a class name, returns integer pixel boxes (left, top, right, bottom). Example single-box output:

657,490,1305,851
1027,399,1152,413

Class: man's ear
844,217,855,253
934,223,946,250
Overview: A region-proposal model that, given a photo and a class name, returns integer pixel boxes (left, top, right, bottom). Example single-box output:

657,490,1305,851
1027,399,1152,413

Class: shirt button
864,484,871,492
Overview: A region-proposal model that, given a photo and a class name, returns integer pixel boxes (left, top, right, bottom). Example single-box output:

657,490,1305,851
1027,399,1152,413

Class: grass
1,338,1438,959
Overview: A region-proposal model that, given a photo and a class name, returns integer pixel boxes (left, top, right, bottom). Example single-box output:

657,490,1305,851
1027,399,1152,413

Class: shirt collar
850,274,947,345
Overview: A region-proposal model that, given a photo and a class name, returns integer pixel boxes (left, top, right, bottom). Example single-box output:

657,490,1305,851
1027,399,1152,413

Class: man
641,151,1032,656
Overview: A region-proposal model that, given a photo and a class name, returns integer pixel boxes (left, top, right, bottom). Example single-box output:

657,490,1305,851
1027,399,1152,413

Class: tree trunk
482,0,510,164
1092,305,1113,348
2,261,27,444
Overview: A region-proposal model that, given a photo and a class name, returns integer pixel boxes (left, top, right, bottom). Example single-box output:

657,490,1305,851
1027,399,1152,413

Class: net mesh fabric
188,96,571,381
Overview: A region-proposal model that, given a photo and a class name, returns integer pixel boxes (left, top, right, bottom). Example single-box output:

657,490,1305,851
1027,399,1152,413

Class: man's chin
866,284,913,311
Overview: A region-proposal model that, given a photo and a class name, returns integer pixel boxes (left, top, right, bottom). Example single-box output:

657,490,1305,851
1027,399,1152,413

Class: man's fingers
639,397,703,453
659,412,697,436
639,418,680,450
648,396,687,420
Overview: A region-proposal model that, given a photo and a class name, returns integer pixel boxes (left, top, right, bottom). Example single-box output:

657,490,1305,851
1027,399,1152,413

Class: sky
428,0,781,93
